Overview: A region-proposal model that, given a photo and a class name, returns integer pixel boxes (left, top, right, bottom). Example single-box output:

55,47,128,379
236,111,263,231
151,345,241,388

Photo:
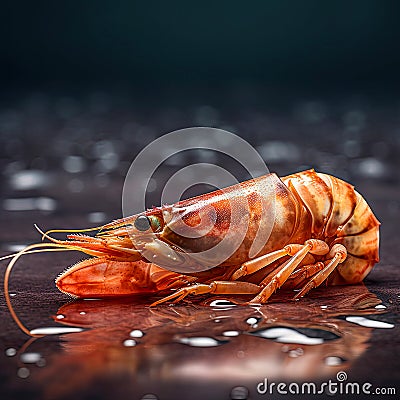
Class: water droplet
129,329,144,338
36,358,46,367
9,170,49,191
345,316,394,329
87,212,107,224
288,348,304,358
97,153,119,172
325,356,346,366
257,141,300,163
223,331,240,337
3,197,56,212
36,197,57,212
5,348,17,357
375,304,387,310
93,140,114,158
320,305,328,309
30,327,84,335
209,299,236,309
79,311,86,315
237,350,245,358
56,314,65,320
20,352,42,364
63,155,86,173
4,244,28,252
17,367,30,379
354,158,387,179
123,339,137,347
230,385,249,399
140,394,158,400
246,317,259,325
178,337,223,347
92,140,119,171
251,327,325,345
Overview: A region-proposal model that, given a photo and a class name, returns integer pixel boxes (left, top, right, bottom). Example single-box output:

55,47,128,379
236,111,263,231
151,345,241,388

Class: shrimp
3,170,379,306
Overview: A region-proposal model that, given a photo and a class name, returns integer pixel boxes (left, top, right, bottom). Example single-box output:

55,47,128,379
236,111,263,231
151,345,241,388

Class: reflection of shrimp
27,285,383,399
3,170,379,305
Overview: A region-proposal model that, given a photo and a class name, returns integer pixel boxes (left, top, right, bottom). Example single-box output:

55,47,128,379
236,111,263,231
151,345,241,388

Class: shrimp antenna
34,224,67,244
0,224,102,262
41,225,106,240
0,248,70,262
3,242,83,337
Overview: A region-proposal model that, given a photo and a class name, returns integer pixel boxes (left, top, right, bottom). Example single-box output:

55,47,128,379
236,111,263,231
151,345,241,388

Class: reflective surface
1,280,398,400
0,91,399,399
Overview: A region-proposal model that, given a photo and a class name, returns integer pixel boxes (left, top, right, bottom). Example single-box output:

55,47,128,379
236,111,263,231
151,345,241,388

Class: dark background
1,3,400,399
2,1,400,90
0,0,399,232
1,1,400,197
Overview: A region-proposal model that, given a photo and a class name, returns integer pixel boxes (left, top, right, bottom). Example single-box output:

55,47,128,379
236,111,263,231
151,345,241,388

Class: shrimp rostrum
4,170,380,305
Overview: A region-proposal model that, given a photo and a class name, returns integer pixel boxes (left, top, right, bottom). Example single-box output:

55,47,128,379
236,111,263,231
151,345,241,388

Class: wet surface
0,281,398,400
1,279,399,400
0,92,400,399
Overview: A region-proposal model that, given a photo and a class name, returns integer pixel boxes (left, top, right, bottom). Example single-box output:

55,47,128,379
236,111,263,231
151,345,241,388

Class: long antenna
4,243,74,337
41,225,106,240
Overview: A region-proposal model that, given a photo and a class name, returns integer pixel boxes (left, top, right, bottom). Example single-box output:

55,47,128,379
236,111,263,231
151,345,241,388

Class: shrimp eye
134,215,151,231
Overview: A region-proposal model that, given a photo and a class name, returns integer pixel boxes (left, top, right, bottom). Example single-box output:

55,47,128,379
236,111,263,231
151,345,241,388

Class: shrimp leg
150,281,260,306
284,262,326,289
294,244,347,299
231,239,328,280
248,240,330,303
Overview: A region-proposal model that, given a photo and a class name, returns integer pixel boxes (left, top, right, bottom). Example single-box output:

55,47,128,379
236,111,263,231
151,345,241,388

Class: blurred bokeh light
0,1,399,215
